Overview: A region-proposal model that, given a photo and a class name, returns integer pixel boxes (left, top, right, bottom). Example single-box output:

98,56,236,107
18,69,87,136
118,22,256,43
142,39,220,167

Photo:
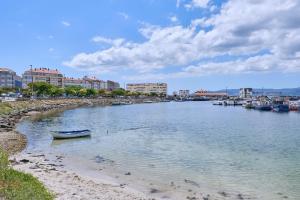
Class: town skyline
1,0,300,92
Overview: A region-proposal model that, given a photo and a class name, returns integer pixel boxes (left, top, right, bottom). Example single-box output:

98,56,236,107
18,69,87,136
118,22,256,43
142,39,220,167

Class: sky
1,0,300,92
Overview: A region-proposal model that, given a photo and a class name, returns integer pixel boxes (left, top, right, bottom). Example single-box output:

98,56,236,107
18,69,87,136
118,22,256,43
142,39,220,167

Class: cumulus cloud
92,36,125,47
64,0,300,79
117,12,129,20
61,21,71,27
185,0,210,9
169,15,178,23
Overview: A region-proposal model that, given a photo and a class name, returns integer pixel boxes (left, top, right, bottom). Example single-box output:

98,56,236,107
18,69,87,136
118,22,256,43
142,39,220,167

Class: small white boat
51,129,91,139
212,101,223,105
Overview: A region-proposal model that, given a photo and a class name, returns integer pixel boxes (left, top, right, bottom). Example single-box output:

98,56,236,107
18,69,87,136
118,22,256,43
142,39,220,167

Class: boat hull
254,105,272,111
273,105,289,112
51,130,91,139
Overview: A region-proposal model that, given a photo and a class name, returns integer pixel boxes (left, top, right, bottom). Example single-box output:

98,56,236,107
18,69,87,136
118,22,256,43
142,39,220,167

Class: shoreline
11,150,153,200
0,97,161,154
0,97,164,200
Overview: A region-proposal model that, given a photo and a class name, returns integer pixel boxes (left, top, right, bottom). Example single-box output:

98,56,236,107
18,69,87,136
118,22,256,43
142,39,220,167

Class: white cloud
169,15,178,23
48,48,55,52
117,12,129,20
185,0,210,9
61,21,71,27
92,36,125,47
64,0,300,78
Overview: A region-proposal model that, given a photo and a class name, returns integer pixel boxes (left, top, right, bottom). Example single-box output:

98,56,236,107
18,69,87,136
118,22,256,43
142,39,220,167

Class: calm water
17,102,300,199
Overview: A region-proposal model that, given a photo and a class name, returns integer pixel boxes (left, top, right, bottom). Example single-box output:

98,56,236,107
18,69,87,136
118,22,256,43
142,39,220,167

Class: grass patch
0,103,13,115
0,149,53,200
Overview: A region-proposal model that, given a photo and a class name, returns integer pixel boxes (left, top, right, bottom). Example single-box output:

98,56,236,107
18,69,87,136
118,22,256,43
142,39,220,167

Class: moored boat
254,101,272,111
143,100,153,103
243,101,254,109
289,100,300,111
51,129,91,139
273,104,289,112
212,101,223,105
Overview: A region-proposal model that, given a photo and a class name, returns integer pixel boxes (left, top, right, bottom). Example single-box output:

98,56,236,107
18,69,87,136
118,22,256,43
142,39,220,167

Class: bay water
17,102,300,199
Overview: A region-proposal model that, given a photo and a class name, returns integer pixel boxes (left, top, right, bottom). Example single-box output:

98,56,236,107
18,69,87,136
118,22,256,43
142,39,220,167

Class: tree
86,88,97,97
49,87,64,97
112,88,126,96
65,86,82,97
98,89,106,96
28,82,53,97
149,92,158,97
78,88,87,97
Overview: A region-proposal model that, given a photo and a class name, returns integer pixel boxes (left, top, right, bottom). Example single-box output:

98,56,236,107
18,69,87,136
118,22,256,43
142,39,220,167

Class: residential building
63,77,91,88
179,90,190,98
99,81,107,90
107,80,120,91
0,67,22,88
126,83,167,96
239,88,253,99
194,89,227,97
22,68,63,88
82,76,102,90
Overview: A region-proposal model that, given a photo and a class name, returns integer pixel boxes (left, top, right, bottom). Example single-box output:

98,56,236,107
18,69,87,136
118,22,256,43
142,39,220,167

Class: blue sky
1,0,300,92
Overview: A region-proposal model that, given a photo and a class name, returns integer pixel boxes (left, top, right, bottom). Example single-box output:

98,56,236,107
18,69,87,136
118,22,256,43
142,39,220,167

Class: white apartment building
63,77,91,88
126,83,167,96
22,68,63,88
0,68,22,88
239,88,253,99
179,90,190,97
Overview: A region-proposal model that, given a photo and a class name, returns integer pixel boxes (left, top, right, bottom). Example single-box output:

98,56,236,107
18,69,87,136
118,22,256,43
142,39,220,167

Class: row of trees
18,82,164,98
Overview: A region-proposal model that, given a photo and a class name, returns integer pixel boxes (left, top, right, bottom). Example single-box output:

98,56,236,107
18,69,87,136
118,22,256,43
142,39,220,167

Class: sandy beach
10,151,156,200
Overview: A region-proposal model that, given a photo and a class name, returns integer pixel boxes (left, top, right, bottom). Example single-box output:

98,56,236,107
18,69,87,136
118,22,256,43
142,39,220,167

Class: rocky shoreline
0,97,165,200
0,97,160,154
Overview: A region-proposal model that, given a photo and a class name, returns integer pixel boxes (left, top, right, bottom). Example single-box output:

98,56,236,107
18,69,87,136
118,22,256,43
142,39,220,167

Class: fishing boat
51,129,91,139
272,104,289,112
254,103,272,111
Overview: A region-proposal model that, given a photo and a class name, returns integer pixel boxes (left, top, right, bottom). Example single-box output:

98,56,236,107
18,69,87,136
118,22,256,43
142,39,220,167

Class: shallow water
17,102,300,199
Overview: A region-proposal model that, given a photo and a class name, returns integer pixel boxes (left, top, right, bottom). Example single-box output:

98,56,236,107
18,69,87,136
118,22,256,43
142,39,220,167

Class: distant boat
161,99,171,102
273,104,289,112
143,100,153,103
192,96,210,101
212,101,223,105
254,102,272,111
289,100,300,111
243,100,254,109
51,129,91,139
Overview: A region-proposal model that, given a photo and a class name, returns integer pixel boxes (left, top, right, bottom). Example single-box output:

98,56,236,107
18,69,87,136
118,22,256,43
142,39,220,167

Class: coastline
0,97,163,200
0,97,161,154
11,151,151,200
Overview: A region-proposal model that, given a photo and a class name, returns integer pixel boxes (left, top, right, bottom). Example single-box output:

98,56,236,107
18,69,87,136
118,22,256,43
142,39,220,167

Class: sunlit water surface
17,102,300,199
